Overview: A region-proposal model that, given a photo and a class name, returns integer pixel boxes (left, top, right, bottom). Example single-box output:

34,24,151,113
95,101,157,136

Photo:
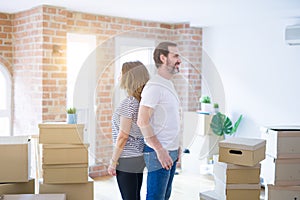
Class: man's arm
137,105,173,170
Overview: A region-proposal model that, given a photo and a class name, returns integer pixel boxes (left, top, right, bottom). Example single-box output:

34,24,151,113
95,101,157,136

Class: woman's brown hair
120,61,149,102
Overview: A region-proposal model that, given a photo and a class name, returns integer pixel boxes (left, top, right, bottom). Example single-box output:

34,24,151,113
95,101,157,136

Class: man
137,41,182,200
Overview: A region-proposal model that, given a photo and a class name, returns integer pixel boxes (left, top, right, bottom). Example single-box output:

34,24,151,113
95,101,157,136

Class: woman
108,61,150,200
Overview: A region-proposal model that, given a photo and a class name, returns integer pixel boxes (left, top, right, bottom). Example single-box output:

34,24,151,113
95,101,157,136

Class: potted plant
67,107,77,124
199,95,212,113
210,112,243,136
213,103,219,113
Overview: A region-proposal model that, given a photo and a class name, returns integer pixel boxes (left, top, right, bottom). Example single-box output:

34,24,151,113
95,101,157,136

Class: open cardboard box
0,136,31,183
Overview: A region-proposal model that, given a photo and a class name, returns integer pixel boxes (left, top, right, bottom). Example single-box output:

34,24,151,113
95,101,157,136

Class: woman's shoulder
120,96,139,106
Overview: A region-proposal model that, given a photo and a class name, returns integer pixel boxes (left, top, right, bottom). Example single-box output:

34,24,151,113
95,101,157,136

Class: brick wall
0,5,202,177
12,6,44,135
41,6,68,122
0,13,12,74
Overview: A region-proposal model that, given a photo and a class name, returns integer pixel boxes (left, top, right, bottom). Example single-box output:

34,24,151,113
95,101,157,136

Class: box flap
43,144,89,149
266,125,300,131
0,136,30,144
42,164,88,169
267,184,300,191
2,194,66,200
38,123,84,129
215,160,261,169
219,137,266,150
226,184,261,190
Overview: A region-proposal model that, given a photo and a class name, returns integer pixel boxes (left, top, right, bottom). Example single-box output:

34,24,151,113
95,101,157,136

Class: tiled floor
93,169,215,200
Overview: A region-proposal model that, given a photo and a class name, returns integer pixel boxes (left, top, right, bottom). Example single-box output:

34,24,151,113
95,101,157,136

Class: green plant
210,112,243,136
200,95,211,104
67,107,76,114
213,103,219,108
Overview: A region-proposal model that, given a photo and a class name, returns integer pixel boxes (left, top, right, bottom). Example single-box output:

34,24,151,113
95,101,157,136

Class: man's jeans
144,145,178,200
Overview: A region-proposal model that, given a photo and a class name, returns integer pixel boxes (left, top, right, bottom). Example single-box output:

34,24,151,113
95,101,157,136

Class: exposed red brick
0,4,202,177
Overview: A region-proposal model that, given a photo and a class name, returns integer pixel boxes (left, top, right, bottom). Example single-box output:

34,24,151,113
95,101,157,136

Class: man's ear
160,54,166,64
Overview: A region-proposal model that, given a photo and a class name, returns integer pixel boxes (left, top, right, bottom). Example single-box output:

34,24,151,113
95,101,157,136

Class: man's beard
166,60,180,74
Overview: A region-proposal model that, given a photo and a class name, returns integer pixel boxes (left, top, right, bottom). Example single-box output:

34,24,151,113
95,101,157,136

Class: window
0,64,12,136
114,37,155,107
67,33,96,164
67,33,96,108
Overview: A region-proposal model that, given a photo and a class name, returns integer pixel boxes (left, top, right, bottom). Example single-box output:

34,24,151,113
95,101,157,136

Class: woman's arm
108,116,132,176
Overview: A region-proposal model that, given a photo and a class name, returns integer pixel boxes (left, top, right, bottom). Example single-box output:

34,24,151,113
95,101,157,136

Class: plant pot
214,107,219,114
67,114,77,124
201,103,213,113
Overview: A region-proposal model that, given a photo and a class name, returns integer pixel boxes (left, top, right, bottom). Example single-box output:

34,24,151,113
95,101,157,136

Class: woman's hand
107,164,117,176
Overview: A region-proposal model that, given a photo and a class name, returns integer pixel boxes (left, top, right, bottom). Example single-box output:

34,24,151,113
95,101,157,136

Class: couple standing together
108,41,182,200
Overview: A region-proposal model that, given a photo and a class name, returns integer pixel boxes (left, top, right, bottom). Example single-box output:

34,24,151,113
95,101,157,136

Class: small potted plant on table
199,95,212,113
67,107,77,124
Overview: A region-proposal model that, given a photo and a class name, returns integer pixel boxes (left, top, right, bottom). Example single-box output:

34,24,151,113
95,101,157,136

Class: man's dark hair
153,41,177,68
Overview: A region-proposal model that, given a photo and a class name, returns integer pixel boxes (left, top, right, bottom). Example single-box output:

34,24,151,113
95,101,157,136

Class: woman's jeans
116,156,145,200
116,170,143,200
144,145,179,200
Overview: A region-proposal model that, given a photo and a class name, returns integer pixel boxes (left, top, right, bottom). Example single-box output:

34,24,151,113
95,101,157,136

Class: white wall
203,20,300,138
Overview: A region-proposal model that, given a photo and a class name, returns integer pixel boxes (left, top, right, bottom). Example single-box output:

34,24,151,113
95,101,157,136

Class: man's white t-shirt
140,74,180,151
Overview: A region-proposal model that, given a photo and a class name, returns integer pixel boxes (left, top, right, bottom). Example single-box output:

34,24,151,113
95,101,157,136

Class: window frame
0,64,12,136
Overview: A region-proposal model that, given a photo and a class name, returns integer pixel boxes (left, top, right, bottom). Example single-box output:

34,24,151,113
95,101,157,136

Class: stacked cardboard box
0,136,35,194
38,123,94,200
261,127,300,200
200,137,266,200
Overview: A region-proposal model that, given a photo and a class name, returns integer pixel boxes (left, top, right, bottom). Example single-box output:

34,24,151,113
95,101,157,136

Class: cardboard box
261,126,300,159
215,178,261,200
0,136,31,183
42,164,88,184
39,124,84,144
0,179,34,194
266,184,300,200
39,180,94,200
42,144,88,165
219,137,266,166
213,160,260,184
199,190,220,200
2,194,66,200
261,155,300,186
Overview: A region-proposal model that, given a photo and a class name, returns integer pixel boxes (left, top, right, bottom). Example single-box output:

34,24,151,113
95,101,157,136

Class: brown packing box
42,144,89,165
266,184,300,200
199,190,221,200
42,164,88,184
0,179,34,194
261,126,300,159
2,194,66,200
39,123,84,144
219,137,266,166
261,155,300,186
0,136,31,183
215,178,261,200
213,160,260,184
39,179,94,200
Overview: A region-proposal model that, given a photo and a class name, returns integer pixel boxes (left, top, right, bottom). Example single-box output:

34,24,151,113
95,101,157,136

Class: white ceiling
0,0,300,27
